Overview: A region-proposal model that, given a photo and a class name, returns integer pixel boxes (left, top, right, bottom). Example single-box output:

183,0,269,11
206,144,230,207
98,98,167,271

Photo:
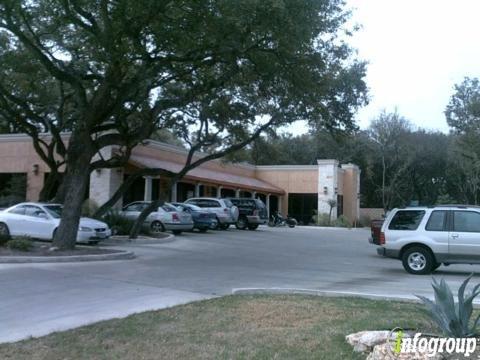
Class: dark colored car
228,198,268,230
171,203,218,232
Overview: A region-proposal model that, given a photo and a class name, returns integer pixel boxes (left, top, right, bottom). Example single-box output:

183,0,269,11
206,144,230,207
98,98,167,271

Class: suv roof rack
429,204,480,209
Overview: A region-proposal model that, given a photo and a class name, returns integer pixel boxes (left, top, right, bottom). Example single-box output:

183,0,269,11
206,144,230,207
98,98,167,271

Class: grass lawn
0,295,436,360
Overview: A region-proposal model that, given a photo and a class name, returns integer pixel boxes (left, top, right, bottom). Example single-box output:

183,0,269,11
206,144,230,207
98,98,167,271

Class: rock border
0,249,135,263
101,233,175,245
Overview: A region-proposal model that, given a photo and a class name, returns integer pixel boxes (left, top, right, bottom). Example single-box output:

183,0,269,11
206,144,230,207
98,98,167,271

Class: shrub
102,210,135,236
0,233,10,246
313,212,331,226
332,215,351,228
416,275,480,337
7,237,33,252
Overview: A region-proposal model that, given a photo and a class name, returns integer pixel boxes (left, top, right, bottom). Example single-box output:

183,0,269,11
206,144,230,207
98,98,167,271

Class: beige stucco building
0,134,361,224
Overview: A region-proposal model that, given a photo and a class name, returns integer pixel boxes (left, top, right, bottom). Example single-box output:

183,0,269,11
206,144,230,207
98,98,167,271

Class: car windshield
44,205,63,218
223,199,233,208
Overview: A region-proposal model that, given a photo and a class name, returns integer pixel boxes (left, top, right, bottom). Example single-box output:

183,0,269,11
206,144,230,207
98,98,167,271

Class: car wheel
219,223,230,230
402,246,434,275
211,219,220,230
236,217,248,230
0,222,10,239
247,224,259,230
150,221,165,234
172,230,182,235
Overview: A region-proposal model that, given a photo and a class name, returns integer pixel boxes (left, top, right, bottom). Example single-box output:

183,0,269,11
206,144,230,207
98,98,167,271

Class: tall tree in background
367,111,413,210
0,0,367,247
445,77,480,204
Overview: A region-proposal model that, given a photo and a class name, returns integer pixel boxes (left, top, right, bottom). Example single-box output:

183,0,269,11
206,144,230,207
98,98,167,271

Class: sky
287,0,480,135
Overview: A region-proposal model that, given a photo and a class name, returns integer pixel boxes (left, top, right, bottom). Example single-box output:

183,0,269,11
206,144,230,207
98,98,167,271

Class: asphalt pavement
1,225,479,343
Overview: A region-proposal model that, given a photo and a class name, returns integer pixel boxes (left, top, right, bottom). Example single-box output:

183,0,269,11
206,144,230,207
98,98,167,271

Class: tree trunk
52,133,93,250
129,177,175,239
39,170,62,202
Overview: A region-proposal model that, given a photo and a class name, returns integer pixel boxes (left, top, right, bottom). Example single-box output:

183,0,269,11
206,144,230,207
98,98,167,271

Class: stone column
317,159,339,221
252,191,257,199
171,181,178,202
144,176,153,201
235,188,240,198
195,182,201,197
266,193,271,219
216,186,223,198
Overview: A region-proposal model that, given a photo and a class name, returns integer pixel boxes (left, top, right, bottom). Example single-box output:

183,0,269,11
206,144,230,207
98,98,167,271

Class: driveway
1,226,479,343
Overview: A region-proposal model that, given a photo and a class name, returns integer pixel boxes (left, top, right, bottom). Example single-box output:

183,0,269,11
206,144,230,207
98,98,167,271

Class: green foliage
7,237,33,252
333,215,351,228
313,212,332,226
0,174,26,208
416,275,480,337
312,212,350,228
446,77,480,134
102,211,135,236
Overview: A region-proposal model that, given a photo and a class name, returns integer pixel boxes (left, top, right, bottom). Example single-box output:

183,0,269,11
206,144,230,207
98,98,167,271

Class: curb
0,250,135,263
231,287,423,304
101,233,175,245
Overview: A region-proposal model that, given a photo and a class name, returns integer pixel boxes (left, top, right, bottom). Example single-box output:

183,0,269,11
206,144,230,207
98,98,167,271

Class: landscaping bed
0,241,123,257
0,295,436,360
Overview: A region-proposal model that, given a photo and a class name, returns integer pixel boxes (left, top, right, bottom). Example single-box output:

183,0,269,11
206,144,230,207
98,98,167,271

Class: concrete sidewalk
0,262,213,343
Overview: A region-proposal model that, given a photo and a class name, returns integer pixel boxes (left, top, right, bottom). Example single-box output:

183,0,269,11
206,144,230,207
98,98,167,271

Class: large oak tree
0,0,367,248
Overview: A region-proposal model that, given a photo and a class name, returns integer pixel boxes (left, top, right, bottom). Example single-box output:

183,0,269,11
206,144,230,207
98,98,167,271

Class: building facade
0,134,361,224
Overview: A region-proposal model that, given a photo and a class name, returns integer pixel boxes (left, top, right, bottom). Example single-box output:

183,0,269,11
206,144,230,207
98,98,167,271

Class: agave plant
416,274,480,337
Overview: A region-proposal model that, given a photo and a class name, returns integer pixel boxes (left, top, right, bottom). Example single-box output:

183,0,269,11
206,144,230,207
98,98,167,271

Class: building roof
129,154,285,195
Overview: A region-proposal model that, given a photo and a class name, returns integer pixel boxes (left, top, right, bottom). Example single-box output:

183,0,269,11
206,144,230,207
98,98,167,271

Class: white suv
377,206,480,274
184,198,239,230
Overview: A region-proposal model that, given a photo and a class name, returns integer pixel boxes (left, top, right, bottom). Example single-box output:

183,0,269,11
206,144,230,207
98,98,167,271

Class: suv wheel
402,247,434,275
236,217,248,230
219,223,230,230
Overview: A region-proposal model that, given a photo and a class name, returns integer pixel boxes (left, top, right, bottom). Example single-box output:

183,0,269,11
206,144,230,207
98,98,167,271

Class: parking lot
1,225,480,343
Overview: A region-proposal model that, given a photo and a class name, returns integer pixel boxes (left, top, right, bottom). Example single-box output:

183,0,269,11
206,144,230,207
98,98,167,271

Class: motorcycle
268,211,297,228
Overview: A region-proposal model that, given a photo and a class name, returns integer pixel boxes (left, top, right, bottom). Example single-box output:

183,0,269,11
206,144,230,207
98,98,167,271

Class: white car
121,201,194,234
0,202,111,244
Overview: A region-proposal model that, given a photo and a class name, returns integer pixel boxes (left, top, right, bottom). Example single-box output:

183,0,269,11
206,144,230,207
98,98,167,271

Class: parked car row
120,197,268,234
0,197,271,244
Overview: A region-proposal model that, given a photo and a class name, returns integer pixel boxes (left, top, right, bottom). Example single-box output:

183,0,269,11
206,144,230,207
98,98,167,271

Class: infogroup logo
386,328,477,358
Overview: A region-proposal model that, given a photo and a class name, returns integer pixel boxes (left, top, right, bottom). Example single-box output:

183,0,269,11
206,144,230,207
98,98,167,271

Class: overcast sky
349,0,480,132
287,0,480,135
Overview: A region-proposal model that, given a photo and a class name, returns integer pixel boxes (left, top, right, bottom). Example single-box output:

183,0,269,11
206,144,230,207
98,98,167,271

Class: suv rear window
388,210,425,231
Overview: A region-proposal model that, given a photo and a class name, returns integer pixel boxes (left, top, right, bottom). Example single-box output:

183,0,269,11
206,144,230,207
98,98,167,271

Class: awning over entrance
129,155,284,195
